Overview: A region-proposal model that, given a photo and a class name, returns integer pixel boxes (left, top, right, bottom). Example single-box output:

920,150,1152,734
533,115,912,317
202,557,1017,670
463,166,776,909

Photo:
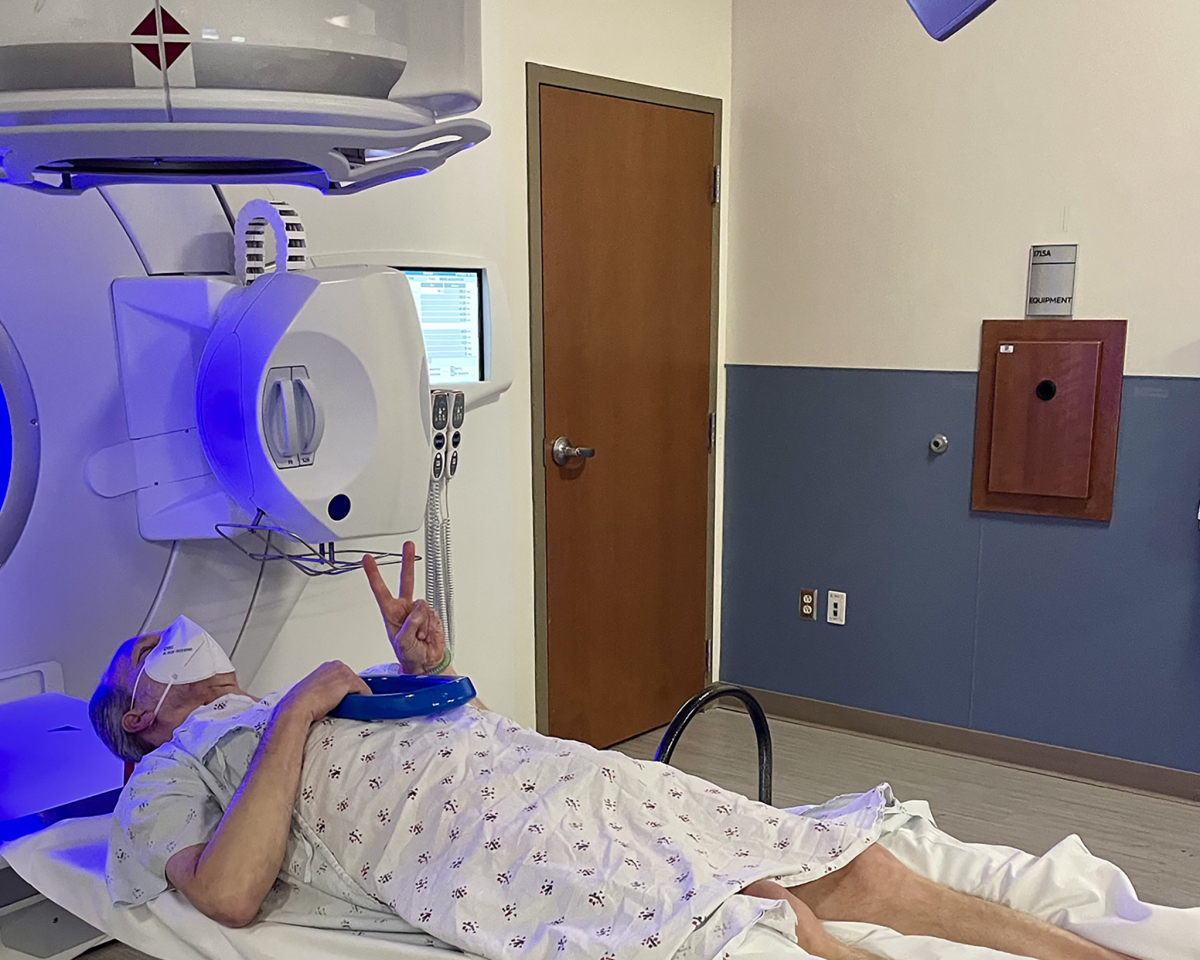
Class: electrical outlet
827,590,846,625
799,588,818,620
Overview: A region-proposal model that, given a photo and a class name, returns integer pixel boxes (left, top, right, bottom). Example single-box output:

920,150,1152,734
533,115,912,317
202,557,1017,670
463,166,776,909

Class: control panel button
432,393,450,431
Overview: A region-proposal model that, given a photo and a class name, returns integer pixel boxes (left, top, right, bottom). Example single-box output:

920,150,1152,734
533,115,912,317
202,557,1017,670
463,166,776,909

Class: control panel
431,390,466,480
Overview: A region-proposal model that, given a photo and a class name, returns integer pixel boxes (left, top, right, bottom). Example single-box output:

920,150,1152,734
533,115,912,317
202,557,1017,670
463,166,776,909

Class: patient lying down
90,544,1131,960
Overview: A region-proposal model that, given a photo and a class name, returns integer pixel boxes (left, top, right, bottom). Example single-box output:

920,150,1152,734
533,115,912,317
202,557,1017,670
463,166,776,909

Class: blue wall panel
970,380,1200,772
721,367,1200,773
721,366,982,727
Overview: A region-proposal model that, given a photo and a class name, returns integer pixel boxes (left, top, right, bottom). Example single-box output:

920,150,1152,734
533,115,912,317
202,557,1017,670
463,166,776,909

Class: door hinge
708,412,717,451
712,165,721,206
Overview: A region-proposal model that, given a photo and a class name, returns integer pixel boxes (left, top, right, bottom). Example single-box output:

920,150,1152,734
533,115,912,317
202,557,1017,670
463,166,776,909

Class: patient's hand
280,661,371,726
393,600,447,675
363,543,447,674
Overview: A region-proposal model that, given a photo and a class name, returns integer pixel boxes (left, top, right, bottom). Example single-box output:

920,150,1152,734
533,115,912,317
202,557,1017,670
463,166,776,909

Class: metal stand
654,684,774,805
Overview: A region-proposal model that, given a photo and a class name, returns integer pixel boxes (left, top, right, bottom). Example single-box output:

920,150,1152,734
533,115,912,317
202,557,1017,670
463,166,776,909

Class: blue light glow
0,379,12,511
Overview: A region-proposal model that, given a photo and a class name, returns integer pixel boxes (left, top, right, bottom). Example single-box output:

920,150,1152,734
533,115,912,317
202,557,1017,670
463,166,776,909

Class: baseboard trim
740,687,1200,804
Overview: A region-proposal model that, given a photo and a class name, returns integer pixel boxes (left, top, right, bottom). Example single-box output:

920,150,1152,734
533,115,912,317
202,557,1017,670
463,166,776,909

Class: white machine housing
196,265,432,544
102,240,512,545
313,251,514,411
101,264,436,545
0,0,488,193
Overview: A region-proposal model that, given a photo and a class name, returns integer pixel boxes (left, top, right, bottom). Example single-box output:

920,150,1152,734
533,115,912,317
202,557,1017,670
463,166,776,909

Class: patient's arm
165,662,370,928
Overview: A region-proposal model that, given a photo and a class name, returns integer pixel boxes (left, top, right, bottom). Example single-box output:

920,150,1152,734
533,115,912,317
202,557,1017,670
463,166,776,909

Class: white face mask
130,616,237,719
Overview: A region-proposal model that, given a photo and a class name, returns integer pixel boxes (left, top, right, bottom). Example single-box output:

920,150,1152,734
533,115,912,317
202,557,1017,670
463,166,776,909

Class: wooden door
533,77,718,747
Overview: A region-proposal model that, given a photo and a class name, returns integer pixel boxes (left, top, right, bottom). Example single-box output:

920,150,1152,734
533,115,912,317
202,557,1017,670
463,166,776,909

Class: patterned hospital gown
109,693,890,960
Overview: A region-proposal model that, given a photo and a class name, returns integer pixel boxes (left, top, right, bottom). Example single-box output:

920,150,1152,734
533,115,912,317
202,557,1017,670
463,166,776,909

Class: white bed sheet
3,803,1198,960
1,817,455,960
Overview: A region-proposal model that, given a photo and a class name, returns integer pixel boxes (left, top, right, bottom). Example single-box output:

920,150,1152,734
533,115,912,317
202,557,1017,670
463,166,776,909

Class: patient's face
118,634,244,744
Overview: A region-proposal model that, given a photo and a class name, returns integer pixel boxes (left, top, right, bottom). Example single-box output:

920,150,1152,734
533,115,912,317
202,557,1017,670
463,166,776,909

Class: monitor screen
401,269,485,384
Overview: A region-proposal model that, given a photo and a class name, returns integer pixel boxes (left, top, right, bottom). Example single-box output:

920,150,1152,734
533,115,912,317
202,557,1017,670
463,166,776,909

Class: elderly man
89,544,1133,960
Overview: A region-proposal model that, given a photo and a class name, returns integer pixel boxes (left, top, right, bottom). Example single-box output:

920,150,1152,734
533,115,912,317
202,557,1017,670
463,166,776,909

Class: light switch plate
827,590,846,625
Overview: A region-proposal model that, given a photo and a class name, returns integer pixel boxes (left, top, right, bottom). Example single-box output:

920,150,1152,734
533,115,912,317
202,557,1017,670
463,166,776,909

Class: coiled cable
442,485,455,649
425,473,454,659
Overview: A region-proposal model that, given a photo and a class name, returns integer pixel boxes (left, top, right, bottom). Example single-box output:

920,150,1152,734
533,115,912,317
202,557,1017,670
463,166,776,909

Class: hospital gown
109,694,889,960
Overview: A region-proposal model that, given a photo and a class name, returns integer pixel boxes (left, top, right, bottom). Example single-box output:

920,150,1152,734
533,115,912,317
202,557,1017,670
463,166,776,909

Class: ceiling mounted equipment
905,0,999,40
0,0,489,194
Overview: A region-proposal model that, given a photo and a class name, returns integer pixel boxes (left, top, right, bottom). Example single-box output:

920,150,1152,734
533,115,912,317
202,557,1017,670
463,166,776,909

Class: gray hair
88,654,151,764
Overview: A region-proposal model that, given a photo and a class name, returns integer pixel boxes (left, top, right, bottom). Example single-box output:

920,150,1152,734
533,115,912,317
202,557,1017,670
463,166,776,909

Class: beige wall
728,0,1200,375
246,0,734,723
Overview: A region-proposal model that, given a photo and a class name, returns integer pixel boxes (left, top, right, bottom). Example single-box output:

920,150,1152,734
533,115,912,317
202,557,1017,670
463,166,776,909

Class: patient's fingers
409,600,430,641
363,554,394,606
399,541,416,603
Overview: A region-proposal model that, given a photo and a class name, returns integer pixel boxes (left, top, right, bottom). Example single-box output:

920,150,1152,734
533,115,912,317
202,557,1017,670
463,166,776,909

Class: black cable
654,684,774,805
230,512,268,660
213,185,237,231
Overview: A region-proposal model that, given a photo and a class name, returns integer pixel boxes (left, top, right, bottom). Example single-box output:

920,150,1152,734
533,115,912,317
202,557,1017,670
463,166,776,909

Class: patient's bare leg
790,844,1134,960
741,880,877,960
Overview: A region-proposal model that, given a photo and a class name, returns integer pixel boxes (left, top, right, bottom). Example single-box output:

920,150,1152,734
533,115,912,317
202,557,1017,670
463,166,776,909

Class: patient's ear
122,709,154,734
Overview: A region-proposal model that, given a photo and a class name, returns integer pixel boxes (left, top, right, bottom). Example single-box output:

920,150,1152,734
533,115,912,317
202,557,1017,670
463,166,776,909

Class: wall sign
1026,244,1077,318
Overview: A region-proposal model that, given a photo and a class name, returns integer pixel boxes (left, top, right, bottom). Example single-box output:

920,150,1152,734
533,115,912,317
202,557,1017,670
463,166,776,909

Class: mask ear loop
151,682,174,720
129,662,173,720
129,664,146,712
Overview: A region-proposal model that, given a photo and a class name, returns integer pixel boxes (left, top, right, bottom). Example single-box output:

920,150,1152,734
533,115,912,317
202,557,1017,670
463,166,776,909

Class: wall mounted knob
929,434,949,455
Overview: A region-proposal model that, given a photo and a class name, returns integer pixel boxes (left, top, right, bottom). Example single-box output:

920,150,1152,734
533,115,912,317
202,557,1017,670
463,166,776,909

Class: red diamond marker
162,41,189,67
131,10,157,36
159,9,188,34
131,7,190,71
132,43,161,67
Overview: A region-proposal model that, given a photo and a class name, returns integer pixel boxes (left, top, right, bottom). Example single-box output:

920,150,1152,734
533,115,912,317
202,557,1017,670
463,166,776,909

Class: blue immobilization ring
330,675,477,721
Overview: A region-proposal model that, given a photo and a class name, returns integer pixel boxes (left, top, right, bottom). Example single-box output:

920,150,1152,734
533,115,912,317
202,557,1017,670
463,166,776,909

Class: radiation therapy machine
0,3,513,958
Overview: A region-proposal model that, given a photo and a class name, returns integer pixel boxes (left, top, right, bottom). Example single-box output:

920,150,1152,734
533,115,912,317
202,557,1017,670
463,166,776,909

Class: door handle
552,436,596,466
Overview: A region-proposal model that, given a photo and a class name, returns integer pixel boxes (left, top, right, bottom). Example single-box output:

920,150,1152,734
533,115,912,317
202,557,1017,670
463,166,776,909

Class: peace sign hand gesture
363,542,447,676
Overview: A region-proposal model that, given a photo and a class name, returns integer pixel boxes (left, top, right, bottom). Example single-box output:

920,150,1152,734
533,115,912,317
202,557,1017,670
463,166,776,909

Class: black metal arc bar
654,684,773,806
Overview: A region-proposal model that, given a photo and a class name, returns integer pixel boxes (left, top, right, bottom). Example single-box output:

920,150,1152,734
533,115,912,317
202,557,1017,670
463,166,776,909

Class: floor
617,707,1200,909
83,709,1200,960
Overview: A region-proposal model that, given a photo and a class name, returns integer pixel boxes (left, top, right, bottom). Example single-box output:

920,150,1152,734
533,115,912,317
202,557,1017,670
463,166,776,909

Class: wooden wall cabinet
971,320,1127,521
